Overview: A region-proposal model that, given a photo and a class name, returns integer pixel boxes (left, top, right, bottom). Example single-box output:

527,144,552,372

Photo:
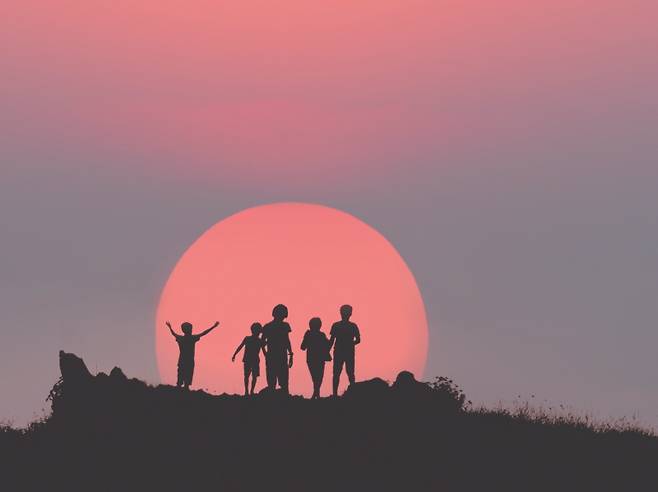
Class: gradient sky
2,1,657,426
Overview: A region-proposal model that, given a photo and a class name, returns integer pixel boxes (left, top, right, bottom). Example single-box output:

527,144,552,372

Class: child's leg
251,361,260,394
317,362,325,398
183,364,195,389
313,375,320,398
243,365,250,395
280,360,289,394
309,361,321,398
265,355,276,390
333,357,343,396
346,354,355,386
307,361,316,398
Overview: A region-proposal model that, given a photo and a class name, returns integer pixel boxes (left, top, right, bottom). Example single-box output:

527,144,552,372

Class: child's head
309,317,322,332
181,322,193,335
272,304,288,321
251,322,262,336
340,304,353,321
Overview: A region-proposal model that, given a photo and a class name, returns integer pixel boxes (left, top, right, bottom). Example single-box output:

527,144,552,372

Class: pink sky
4,1,656,185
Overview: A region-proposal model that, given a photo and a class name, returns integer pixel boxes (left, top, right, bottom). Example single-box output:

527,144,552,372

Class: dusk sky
2,1,657,426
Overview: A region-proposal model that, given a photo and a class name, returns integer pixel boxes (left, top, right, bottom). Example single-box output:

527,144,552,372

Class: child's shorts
244,360,260,378
177,362,195,386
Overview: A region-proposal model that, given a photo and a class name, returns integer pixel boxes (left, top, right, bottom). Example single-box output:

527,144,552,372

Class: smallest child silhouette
232,322,265,395
167,320,219,390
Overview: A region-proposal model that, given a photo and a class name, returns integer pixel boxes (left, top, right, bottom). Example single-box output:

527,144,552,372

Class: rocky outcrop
343,377,390,399
59,350,93,386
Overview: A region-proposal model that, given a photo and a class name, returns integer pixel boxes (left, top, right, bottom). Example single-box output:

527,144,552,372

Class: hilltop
1,351,656,491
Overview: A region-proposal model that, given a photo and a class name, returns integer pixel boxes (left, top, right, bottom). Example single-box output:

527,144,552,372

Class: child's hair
309,317,322,331
272,304,288,320
340,305,353,318
181,322,193,335
251,322,262,335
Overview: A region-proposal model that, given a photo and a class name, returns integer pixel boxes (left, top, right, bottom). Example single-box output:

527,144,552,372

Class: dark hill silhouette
2,351,656,491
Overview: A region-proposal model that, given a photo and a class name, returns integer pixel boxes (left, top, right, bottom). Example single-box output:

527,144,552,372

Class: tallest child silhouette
329,305,361,396
261,304,294,394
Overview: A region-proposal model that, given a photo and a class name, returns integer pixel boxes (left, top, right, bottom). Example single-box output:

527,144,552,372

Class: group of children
166,304,361,398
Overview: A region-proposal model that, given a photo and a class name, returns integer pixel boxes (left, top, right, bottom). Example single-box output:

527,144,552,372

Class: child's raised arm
166,322,180,339
232,339,246,362
199,321,220,337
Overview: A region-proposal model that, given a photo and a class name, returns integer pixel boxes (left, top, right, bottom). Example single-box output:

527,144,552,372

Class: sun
155,203,429,396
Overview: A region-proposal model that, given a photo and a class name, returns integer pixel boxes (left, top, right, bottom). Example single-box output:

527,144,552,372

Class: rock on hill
2,351,657,491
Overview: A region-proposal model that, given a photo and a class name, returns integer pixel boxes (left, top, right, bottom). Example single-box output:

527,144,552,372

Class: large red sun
156,203,428,396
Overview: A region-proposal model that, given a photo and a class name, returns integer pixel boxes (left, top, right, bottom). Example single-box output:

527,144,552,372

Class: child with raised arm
232,323,265,395
166,320,219,390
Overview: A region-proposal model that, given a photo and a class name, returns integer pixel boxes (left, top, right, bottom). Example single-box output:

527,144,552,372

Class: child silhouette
301,317,331,399
262,304,294,394
329,305,361,397
166,321,219,390
232,322,265,395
